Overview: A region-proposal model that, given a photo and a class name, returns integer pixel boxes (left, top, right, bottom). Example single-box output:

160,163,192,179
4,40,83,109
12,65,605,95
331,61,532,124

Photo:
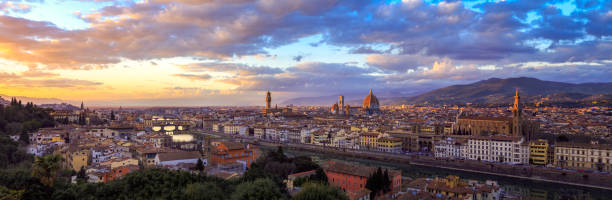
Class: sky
0,0,610,106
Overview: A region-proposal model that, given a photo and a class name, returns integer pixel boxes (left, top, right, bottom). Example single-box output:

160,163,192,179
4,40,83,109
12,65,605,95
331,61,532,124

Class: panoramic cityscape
1,0,611,200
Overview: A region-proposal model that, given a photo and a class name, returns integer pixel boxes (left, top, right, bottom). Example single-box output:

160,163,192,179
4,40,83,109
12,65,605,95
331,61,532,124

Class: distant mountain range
0,94,78,105
38,103,80,110
0,94,80,108
283,77,612,106
397,77,612,105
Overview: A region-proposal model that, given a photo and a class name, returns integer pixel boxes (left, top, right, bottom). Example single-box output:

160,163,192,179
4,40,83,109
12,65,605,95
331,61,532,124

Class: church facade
453,89,538,140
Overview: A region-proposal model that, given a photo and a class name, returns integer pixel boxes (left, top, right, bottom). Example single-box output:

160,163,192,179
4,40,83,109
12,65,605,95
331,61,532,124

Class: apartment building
434,137,467,159
554,143,612,172
466,136,529,164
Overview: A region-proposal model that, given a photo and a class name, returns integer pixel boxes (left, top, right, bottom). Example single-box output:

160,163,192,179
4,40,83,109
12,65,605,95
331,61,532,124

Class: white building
265,128,278,141
254,127,266,139
466,136,529,165
238,126,250,136
287,128,301,143
434,137,467,159
300,128,318,144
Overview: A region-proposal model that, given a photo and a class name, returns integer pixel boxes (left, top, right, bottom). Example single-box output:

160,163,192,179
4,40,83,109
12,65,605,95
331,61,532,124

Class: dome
362,89,379,109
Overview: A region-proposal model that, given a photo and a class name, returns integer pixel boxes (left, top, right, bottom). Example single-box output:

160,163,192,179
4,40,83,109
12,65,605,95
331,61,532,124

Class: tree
312,168,328,184
78,114,86,125
365,167,391,199
293,183,348,200
0,135,32,168
557,135,569,142
268,146,287,163
195,158,205,171
19,131,29,144
382,169,390,193
76,166,88,183
31,154,63,187
5,122,23,135
231,178,285,200
183,182,225,200
0,185,24,200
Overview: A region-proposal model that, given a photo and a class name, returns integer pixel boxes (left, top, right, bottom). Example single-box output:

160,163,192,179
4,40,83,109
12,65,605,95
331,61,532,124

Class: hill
400,77,612,105
0,94,76,105
39,103,80,110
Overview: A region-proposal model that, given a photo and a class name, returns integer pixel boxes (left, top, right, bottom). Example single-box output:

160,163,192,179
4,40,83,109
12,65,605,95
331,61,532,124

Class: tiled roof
221,141,246,150
157,151,201,162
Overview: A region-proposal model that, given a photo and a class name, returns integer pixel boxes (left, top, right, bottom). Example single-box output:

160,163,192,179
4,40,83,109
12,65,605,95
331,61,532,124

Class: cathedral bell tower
512,88,522,136
266,90,272,110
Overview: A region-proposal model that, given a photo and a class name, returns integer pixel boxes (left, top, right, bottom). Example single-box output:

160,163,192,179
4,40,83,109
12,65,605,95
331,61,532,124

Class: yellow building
377,137,402,153
51,136,64,143
63,148,90,171
311,130,329,146
554,143,612,172
529,139,549,165
351,126,368,132
359,132,379,149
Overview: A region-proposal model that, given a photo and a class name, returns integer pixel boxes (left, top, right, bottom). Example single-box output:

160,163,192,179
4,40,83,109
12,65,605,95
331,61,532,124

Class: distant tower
80,101,84,110
344,104,350,115
338,96,344,114
512,88,522,136
266,90,271,109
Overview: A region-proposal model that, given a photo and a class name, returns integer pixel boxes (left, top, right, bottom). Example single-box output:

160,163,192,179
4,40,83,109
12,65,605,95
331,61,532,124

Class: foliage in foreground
293,182,348,200
0,147,347,200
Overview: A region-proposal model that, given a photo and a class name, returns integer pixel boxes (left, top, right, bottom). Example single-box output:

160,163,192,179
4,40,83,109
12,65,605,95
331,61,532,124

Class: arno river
279,147,612,200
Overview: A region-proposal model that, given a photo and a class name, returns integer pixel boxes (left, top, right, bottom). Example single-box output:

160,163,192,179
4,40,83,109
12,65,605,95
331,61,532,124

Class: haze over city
0,0,610,106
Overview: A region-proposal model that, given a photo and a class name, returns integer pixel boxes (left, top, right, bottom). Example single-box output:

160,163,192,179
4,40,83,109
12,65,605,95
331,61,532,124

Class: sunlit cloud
0,0,609,105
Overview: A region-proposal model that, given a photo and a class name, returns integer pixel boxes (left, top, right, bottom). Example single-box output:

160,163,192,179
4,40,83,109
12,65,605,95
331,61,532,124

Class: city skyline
1,0,611,106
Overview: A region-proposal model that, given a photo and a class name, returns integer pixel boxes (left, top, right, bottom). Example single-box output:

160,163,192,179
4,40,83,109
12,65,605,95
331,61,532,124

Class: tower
512,88,522,136
265,90,271,110
338,96,344,114
80,101,84,110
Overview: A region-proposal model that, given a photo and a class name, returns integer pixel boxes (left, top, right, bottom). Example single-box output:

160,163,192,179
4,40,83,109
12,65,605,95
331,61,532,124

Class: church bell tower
266,90,271,110
512,88,522,136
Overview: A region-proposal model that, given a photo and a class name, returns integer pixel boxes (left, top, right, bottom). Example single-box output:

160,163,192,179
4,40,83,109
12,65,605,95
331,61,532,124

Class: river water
280,147,612,200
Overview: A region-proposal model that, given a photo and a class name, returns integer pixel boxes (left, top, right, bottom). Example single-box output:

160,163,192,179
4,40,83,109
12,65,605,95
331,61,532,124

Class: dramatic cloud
0,0,610,104
0,71,102,88
173,73,212,81
366,54,437,72
218,62,381,93
2,0,609,67
181,62,283,76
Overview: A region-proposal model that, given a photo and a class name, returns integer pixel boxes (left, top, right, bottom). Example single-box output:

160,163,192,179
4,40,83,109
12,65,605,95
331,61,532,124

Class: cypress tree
383,169,390,193
195,158,204,171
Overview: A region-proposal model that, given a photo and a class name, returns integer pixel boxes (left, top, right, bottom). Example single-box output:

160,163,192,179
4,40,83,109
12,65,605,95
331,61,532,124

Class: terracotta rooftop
220,141,246,150
157,151,201,162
